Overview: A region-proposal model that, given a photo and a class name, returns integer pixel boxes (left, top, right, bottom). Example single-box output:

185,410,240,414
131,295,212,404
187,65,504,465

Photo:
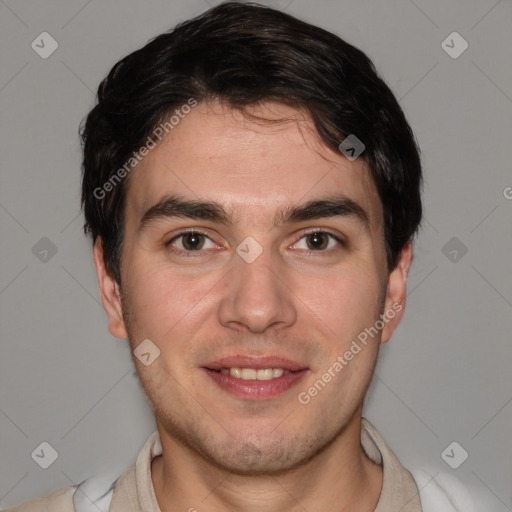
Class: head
81,2,422,475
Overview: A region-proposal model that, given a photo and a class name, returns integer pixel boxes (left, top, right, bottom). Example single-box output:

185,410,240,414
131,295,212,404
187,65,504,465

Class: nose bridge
236,244,276,296
218,238,296,332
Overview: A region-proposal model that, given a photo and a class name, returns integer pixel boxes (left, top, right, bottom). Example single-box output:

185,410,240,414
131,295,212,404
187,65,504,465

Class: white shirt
3,419,475,512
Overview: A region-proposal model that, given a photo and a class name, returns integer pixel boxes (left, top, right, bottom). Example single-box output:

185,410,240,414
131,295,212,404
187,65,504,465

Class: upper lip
203,355,308,372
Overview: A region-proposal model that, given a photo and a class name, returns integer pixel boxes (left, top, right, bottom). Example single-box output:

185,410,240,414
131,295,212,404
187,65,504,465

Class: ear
380,241,413,344
93,238,128,339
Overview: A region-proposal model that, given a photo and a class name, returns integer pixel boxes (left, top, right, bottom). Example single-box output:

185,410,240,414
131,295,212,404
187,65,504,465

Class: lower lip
202,368,308,400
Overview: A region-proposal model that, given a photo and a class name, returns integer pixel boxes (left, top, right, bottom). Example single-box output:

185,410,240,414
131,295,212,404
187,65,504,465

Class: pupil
184,233,203,250
308,233,327,250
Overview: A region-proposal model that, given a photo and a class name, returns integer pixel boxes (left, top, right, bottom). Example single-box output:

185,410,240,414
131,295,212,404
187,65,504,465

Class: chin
194,431,323,476
208,445,300,476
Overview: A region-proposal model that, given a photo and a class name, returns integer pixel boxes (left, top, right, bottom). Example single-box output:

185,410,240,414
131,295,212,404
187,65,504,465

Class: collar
109,418,422,511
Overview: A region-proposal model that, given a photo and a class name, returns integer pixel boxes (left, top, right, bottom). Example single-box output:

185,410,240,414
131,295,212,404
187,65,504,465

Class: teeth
240,368,257,380
220,368,289,380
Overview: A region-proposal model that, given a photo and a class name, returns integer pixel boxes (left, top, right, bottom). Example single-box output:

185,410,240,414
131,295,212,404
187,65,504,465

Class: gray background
1,0,511,509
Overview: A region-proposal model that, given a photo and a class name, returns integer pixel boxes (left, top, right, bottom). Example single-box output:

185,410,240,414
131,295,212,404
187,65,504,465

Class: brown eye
166,231,217,253
293,231,342,252
180,232,205,250
305,232,330,250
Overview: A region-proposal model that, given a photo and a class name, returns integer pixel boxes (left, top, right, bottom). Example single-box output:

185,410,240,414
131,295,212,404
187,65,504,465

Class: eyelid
166,228,212,242
295,226,344,238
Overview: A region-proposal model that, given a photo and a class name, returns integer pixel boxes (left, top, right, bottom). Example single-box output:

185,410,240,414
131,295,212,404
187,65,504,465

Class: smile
203,367,308,399
219,367,290,380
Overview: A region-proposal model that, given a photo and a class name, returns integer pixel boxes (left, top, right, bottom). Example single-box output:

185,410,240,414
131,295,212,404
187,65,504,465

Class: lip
203,355,308,372
202,355,309,400
202,368,308,400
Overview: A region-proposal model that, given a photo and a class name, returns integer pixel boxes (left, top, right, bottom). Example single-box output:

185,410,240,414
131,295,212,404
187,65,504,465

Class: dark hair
81,1,422,284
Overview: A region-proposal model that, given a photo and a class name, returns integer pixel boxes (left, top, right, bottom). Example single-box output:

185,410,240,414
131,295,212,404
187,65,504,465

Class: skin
94,100,412,512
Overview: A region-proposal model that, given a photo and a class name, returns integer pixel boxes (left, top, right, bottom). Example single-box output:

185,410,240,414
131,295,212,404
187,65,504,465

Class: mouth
202,356,309,400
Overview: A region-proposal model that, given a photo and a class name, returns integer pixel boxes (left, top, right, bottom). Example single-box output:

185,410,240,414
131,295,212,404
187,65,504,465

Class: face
95,100,411,475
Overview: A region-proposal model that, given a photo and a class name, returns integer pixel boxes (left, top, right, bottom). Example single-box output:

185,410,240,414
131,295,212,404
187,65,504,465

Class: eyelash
164,229,345,257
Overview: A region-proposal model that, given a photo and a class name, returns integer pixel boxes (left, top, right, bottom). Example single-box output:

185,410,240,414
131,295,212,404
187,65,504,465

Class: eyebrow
138,194,370,232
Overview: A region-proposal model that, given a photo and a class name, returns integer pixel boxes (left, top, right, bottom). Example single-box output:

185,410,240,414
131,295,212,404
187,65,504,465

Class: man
6,2,474,511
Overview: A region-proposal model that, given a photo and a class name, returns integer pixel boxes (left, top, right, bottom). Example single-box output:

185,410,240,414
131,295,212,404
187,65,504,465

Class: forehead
125,100,382,230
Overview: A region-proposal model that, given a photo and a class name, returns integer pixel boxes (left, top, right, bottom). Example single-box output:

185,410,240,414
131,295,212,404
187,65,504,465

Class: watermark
236,236,263,263
31,32,59,59
504,186,512,200
134,338,161,366
441,441,468,469
297,302,402,405
441,236,468,263
338,134,365,161
441,31,468,60
93,98,198,200
31,441,59,469
32,237,58,263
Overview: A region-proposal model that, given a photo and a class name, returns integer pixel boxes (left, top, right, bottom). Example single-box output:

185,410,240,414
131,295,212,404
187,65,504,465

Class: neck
151,412,383,512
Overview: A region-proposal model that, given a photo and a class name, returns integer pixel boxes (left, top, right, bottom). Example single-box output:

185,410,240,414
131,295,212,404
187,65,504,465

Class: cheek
300,266,383,340
123,260,219,341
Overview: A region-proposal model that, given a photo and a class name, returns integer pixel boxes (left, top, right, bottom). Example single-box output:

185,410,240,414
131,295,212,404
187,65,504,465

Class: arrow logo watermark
31,32,59,59
441,236,468,263
134,338,161,366
441,441,468,469
236,236,263,264
32,237,58,263
31,441,59,469
338,134,365,161
441,31,468,59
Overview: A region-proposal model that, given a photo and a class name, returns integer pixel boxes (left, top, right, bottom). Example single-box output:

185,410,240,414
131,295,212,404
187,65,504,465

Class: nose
217,244,297,333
